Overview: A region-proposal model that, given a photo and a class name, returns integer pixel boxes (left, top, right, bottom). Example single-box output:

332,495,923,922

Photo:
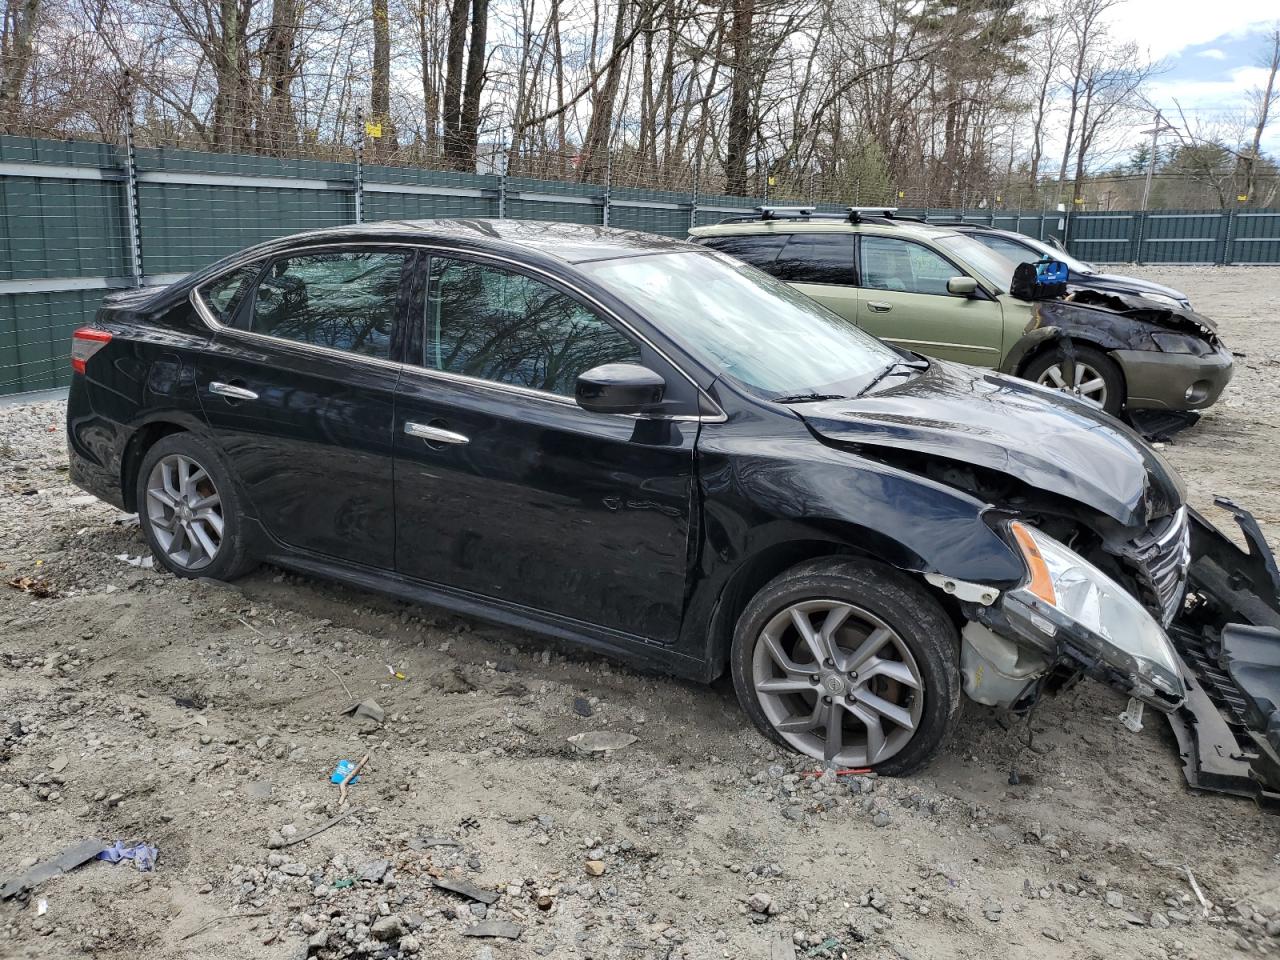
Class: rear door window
248,250,408,360
697,234,788,275
773,233,857,285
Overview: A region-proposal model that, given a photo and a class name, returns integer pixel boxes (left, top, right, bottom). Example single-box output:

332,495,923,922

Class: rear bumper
1113,345,1234,411
1167,499,1280,809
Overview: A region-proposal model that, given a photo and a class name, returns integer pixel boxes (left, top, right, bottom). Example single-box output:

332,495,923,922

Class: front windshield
583,250,902,398
1019,235,1094,274
934,234,1020,292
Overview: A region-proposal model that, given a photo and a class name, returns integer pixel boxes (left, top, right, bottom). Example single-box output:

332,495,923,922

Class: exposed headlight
1008,521,1185,706
1141,292,1183,309
1150,332,1211,356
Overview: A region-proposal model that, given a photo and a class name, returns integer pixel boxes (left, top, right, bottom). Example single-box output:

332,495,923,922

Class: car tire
729,557,960,776
1022,343,1125,415
135,432,255,581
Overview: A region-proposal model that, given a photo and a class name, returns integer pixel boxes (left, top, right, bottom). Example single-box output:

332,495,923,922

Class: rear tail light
71,328,112,374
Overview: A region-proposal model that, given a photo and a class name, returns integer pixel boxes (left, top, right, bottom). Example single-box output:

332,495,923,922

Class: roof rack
715,205,927,226
927,221,997,231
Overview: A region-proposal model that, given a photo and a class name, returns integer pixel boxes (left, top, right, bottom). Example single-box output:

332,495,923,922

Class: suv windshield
1018,235,1094,274
934,234,1019,293
584,250,902,399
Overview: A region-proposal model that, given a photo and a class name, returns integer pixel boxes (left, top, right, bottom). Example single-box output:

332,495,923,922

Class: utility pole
1139,111,1175,212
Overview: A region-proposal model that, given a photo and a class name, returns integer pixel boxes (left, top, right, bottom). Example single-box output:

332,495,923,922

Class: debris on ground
6,574,56,598
341,698,385,724
0,840,105,899
566,730,637,752
95,840,159,871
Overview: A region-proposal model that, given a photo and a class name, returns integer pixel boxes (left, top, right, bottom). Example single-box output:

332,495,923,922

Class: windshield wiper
857,359,929,397
772,393,849,404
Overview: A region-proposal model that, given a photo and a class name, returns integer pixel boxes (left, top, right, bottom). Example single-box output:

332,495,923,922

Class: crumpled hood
1080,271,1188,303
796,361,1185,527
1060,283,1218,338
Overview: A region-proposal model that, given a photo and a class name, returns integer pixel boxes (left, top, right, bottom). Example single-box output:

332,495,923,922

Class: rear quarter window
773,234,857,285
697,234,788,274
198,264,260,324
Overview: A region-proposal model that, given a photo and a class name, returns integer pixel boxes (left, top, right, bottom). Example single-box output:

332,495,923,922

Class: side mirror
576,363,665,415
947,276,978,297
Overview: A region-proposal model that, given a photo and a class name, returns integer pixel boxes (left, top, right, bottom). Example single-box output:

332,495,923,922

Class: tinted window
859,237,957,295
249,251,406,359
425,258,640,396
773,233,856,285
200,264,259,324
972,233,1036,264
698,234,788,274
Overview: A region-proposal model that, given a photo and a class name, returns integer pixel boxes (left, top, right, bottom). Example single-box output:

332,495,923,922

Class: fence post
1220,207,1235,265
498,134,508,219
353,109,365,224
689,159,699,232
602,150,611,227
121,85,144,287
1134,210,1146,266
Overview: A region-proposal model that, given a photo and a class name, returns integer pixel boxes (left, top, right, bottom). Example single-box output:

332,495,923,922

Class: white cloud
1101,1,1275,61
1197,48,1228,60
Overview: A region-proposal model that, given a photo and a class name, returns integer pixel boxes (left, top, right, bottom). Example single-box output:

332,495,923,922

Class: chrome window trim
190,240,727,424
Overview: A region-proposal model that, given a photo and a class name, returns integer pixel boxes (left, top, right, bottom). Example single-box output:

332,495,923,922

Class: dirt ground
2,265,1280,960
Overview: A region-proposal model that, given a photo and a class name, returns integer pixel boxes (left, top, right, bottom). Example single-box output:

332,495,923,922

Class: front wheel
1022,343,1125,415
730,558,960,776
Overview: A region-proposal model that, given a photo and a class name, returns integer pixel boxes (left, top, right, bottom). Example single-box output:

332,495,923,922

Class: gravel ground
2,265,1280,960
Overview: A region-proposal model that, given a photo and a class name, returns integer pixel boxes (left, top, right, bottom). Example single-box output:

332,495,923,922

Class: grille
1126,507,1191,626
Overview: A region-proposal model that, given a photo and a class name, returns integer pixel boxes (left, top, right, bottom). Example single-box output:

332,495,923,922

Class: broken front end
955,498,1280,809
1168,500,1280,809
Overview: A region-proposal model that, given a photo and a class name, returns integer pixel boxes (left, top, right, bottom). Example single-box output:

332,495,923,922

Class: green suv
689,209,1232,415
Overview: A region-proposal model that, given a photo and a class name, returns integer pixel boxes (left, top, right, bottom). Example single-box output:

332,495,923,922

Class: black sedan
65,220,1280,781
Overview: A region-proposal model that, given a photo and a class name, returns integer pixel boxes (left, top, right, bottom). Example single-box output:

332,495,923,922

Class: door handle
867,301,892,313
405,421,469,445
209,381,259,401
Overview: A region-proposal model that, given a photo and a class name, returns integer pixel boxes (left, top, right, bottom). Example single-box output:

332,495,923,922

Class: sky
1105,2,1279,157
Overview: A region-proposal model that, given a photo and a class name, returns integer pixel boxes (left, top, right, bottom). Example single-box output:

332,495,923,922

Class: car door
771,232,860,322
855,235,1004,367
193,246,411,568
392,252,699,643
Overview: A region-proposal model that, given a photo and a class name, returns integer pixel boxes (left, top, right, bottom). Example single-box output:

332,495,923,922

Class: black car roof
275,218,696,265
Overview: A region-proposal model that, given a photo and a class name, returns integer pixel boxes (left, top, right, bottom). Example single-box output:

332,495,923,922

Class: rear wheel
135,433,255,580
730,558,960,775
1023,343,1124,415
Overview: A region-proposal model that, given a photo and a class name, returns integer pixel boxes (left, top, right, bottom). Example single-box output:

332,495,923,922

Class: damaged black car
65,220,1279,801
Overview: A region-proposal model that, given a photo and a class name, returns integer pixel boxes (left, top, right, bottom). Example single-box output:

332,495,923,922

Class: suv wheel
136,433,255,580
730,558,960,775
1023,344,1124,415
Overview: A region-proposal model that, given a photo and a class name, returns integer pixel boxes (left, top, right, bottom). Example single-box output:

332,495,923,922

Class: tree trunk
0,0,40,131
457,0,488,167
442,0,469,166
724,0,755,196
370,0,396,156
579,0,628,182
261,0,301,155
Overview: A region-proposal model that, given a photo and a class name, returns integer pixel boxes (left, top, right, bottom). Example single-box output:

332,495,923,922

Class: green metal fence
2,133,1279,397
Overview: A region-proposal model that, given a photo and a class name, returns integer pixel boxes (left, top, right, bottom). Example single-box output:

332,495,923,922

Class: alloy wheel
145,453,223,570
751,599,925,767
1036,360,1108,407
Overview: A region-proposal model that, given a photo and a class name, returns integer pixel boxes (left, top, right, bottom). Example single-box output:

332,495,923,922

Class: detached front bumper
1166,499,1280,809
1114,344,1234,411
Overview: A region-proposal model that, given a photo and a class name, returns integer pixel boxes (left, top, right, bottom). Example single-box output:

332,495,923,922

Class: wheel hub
820,672,847,697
